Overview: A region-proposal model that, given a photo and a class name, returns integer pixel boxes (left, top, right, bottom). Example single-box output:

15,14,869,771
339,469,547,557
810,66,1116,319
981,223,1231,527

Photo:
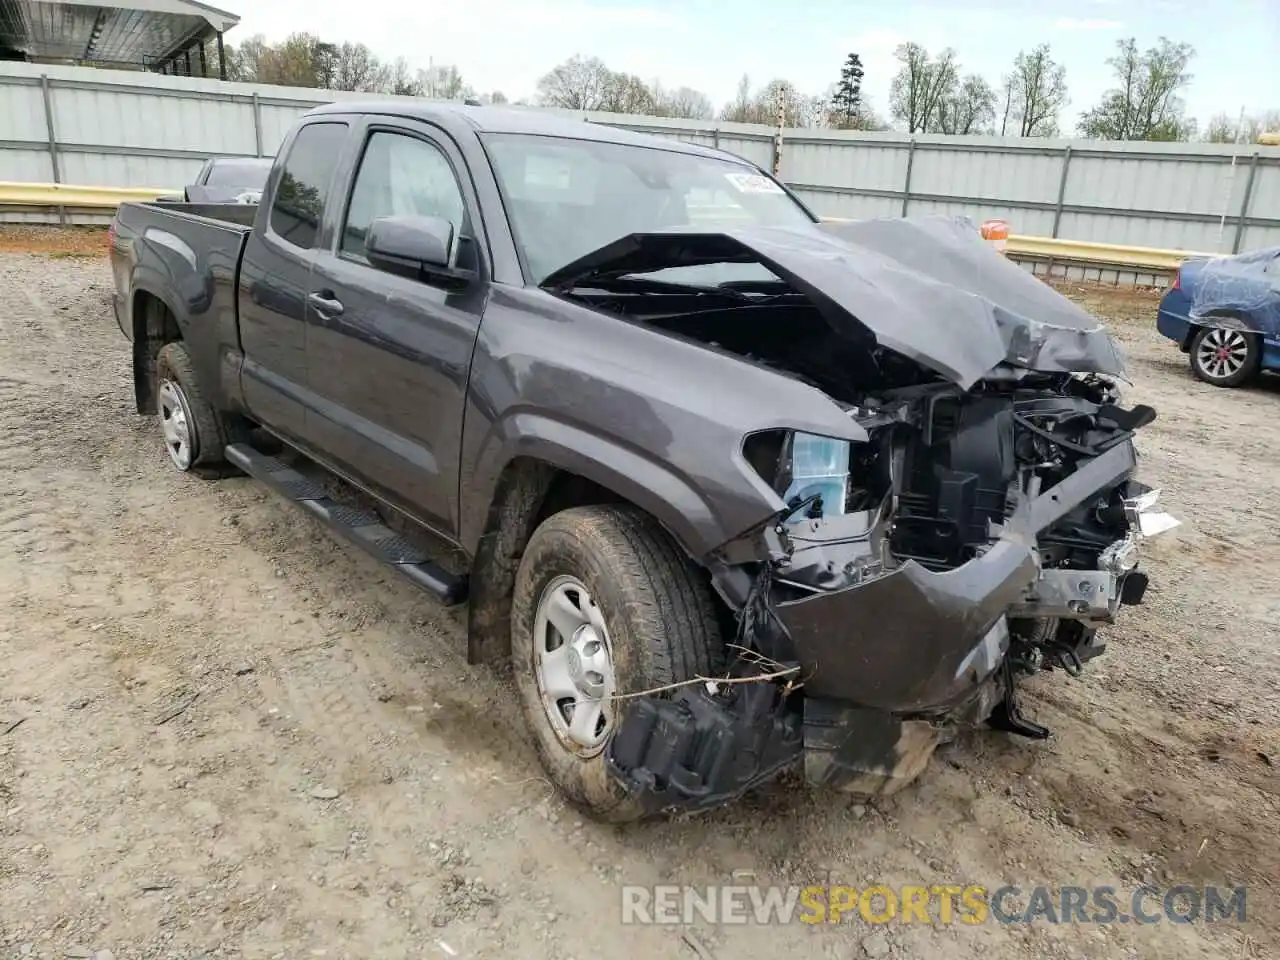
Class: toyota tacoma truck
108,101,1177,821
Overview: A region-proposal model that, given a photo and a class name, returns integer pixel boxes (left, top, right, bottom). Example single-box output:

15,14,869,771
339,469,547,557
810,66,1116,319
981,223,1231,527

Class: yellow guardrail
822,216,1211,272
0,181,177,206
1004,234,1214,270
0,182,1220,272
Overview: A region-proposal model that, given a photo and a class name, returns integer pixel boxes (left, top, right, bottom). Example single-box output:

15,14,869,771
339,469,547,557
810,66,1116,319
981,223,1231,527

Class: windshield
206,159,273,188
482,133,815,283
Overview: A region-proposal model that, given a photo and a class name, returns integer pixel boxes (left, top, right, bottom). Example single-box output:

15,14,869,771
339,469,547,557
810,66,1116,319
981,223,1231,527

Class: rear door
237,119,351,444
304,118,489,539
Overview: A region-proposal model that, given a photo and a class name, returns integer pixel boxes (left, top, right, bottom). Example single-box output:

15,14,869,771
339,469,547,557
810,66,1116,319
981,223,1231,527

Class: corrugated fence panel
1243,161,1280,235
3,60,1280,253
912,141,1063,206
1,148,54,181
794,189,899,220
258,102,317,155
785,137,908,195
713,134,772,169
51,84,251,156
0,77,47,142
57,152,202,188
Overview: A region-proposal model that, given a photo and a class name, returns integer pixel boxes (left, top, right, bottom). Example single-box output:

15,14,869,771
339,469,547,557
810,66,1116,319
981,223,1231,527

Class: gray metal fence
3,60,1279,253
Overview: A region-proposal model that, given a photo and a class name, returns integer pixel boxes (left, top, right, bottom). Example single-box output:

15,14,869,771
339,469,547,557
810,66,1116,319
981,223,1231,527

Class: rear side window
269,122,348,250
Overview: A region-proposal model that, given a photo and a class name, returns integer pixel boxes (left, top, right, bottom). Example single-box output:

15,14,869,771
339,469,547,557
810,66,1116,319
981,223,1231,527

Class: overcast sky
235,0,1280,130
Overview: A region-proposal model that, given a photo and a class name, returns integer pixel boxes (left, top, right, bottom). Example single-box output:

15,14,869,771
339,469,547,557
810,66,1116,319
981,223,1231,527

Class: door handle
308,292,344,316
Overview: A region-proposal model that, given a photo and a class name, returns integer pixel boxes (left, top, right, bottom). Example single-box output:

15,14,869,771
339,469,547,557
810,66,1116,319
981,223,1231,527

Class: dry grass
0,224,109,256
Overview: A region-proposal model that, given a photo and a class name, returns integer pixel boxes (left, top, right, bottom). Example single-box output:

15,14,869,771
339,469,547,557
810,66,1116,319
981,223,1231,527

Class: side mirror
366,214,454,275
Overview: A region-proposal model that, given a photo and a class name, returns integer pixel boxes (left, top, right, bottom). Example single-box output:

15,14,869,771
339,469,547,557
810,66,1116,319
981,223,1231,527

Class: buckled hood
540,215,1127,390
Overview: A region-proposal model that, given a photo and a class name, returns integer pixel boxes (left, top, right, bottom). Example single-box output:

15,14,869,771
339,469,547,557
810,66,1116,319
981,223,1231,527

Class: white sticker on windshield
724,172,784,195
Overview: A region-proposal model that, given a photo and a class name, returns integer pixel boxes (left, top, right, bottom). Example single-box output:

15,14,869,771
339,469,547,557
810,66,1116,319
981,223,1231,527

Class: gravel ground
0,252,1276,960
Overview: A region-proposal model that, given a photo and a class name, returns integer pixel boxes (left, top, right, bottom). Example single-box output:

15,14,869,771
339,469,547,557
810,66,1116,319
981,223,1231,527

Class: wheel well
1186,311,1259,350
465,457,726,666
132,291,182,414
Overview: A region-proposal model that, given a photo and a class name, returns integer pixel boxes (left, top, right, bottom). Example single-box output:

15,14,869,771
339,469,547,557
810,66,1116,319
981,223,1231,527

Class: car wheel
1189,325,1260,388
155,342,229,471
510,504,723,822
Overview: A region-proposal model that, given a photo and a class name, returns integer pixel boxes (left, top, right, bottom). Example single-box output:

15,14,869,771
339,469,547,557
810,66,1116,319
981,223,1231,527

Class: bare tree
536,56,611,110
888,43,930,132
225,33,271,82
1204,109,1280,143
651,82,714,119
382,57,422,96
328,42,386,92
256,32,326,87
417,63,470,100
1079,37,1196,140
721,76,822,127
722,74,755,122
935,74,997,134
889,43,956,133
1000,44,1068,137
600,72,654,114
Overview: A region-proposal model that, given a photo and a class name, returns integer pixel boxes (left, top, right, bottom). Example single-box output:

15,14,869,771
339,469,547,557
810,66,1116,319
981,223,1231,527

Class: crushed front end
606,371,1179,814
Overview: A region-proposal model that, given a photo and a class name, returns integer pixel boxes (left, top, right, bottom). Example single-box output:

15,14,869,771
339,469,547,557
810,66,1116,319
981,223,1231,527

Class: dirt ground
0,242,1276,960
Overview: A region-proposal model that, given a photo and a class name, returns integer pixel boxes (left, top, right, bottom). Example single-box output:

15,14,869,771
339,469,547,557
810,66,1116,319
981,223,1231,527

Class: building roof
0,0,238,67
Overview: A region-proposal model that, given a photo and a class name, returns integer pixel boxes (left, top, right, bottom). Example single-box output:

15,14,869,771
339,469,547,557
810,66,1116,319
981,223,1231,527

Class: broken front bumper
775,538,1038,712
604,443,1177,814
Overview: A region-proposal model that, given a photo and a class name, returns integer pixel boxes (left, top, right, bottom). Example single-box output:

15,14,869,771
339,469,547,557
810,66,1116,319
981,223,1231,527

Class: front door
238,119,350,444
305,120,489,539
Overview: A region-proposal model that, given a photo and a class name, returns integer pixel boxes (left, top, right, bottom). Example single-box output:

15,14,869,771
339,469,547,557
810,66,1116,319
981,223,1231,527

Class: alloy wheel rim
1196,329,1249,380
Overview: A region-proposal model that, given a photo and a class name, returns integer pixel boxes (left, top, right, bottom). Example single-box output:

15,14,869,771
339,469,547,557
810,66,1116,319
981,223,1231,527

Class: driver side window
341,131,467,261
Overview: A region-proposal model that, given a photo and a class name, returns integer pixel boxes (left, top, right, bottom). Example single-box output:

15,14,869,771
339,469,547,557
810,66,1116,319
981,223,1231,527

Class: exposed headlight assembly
743,430,852,523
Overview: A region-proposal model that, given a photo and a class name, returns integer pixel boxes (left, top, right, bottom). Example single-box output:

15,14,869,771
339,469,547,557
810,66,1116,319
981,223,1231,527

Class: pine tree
831,53,865,128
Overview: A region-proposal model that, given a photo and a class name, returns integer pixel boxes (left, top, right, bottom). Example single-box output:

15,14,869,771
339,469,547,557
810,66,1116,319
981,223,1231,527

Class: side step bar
225,442,468,606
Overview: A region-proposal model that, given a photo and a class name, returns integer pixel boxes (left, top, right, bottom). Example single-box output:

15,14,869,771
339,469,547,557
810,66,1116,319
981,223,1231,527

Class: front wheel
1189,326,1260,388
510,504,723,822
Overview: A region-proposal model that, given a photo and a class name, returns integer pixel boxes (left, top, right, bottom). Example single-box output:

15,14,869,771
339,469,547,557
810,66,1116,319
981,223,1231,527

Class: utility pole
772,84,786,176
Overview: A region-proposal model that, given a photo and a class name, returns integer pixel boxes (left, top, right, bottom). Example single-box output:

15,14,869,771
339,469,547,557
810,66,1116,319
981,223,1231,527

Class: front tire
1189,325,1260,388
510,504,723,822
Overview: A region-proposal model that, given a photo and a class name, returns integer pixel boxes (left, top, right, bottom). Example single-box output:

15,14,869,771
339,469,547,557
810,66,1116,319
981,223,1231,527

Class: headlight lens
781,433,851,520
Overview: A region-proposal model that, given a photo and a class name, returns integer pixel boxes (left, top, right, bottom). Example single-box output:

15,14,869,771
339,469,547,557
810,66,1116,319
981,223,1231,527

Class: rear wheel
155,342,230,470
1189,326,1260,388
510,504,723,822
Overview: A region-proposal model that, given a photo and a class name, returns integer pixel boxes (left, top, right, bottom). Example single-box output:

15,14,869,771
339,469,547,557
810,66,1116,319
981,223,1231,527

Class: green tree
889,43,956,133
1079,37,1196,141
1000,44,1068,137
935,74,997,135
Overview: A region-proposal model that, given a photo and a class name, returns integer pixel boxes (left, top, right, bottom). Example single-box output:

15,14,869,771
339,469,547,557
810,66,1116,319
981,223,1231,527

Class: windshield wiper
571,275,774,302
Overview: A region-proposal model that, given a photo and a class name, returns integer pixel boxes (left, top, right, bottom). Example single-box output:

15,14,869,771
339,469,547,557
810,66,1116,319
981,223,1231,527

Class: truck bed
130,200,259,229
108,200,256,390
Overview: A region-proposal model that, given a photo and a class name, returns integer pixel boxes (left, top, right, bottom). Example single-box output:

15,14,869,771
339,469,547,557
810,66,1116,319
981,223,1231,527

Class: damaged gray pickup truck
108,102,1177,821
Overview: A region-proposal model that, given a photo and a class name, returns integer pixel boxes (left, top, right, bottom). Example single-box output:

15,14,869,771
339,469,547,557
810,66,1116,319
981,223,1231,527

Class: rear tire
154,342,230,471
510,504,723,822
1189,325,1260,388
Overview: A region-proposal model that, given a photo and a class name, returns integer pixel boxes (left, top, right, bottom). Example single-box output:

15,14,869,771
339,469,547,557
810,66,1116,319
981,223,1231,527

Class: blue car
1156,247,1280,387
